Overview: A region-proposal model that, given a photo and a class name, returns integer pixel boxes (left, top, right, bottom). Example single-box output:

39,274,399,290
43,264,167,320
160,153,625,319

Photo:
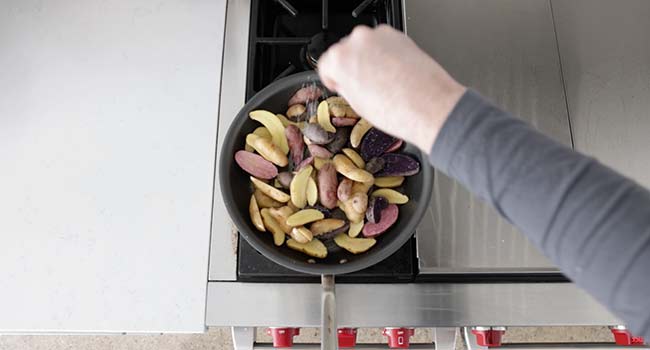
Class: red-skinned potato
318,163,338,209
337,178,353,201
285,125,304,166
362,204,398,238
235,150,278,179
332,117,358,127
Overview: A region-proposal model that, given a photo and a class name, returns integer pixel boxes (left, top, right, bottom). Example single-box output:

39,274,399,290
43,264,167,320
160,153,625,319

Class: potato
288,86,322,106
318,163,338,209
362,204,398,238
254,189,283,208
351,179,374,195
342,148,365,168
308,144,333,159
332,154,373,183
249,194,265,232
337,178,353,201
334,233,376,254
332,117,357,127
290,165,313,208
295,156,314,171
260,208,286,246
246,134,288,167
286,209,325,227
350,192,368,214
372,188,409,204
306,177,318,206
317,100,336,133
286,238,327,259
348,220,364,238
245,126,271,152
289,226,313,244
277,172,294,189
276,113,300,128
285,124,304,166
338,199,364,223
327,96,349,118
350,118,372,148
249,110,289,154
269,206,295,234
374,176,404,188
286,104,306,119
314,157,330,170
250,176,290,203
235,150,278,179
310,218,346,236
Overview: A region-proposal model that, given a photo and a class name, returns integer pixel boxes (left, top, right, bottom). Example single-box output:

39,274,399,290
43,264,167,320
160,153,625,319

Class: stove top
237,0,410,283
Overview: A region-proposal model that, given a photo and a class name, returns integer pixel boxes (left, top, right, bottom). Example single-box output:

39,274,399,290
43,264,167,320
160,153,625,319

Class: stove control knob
266,327,300,348
338,328,357,348
610,326,646,345
382,327,415,348
471,327,506,347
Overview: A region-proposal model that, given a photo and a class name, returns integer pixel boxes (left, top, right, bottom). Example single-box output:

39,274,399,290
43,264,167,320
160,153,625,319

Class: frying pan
219,71,432,349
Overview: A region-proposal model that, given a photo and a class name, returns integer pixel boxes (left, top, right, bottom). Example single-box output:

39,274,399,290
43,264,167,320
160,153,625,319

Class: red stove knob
338,328,357,348
266,327,300,348
471,327,506,347
611,327,645,345
382,327,415,348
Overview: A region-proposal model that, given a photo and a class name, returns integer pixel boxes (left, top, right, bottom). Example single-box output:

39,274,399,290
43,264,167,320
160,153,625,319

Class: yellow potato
254,189,283,208
327,96,349,118
286,209,325,227
334,233,376,254
338,199,364,224
350,118,372,148
374,176,405,188
306,177,318,206
286,238,327,258
276,113,299,128
250,176,290,203
348,220,364,238
245,127,272,152
310,218,346,236
342,148,365,168
372,188,409,204
290,165,313,208
303,135,312,145
350,192,368,214
317,100,336,133
314,157,330,170
269,206,295,234
249,110,289,154
249,194,265,232
351,179,374,195
289,226,313,244
332,154,373,183
260,208,286,246
246,134,288,167
286,105,306,119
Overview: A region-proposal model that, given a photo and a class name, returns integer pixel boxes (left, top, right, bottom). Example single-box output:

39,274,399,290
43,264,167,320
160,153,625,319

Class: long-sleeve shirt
429,89,650,338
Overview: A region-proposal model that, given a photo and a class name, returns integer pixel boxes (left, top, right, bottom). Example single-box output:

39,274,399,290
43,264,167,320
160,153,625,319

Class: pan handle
321,274,337,350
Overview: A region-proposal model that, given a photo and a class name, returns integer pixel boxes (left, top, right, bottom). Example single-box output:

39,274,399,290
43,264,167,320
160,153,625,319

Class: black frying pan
219,71,432,349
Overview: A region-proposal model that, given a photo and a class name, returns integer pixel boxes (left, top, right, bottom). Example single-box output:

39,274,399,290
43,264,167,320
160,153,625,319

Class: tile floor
0,326,615,350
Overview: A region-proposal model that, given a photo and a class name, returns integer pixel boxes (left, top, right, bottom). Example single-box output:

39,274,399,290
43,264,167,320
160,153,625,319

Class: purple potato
366,196,388,223
326,127,351,154
375,153,421,177
303,123,334,144
364,157,386,174
359,128,397,160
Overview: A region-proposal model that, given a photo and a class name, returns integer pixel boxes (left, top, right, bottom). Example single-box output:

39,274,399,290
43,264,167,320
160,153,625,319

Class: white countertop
0,0,226,333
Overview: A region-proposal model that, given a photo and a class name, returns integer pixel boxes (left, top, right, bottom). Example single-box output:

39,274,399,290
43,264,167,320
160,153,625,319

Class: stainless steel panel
552,0,650,188
206,283,619,327
404,0,571,273
209,0,251,281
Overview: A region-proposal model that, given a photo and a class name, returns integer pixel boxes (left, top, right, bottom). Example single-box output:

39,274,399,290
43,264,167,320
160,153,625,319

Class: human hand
318,25,466,152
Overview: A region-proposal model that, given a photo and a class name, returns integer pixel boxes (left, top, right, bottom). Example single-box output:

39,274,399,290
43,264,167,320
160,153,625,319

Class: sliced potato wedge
276,113,299,128
286,209,325,227
290,165,313,208
348,220,364,238
314,157,330,170
286,238,327,258
332,154,373,183
334,233,376,254
310,218,346,236
246,133,288,167
260,208,285,246
249,194,265,232
289,226,313,244
351,179,374,195
374,176,405,188
254,189,283,208
342,148,365,168
306,177,318,206
372,188,409,204
251,176,290,203
249,110,289,154
317,100,336,133
269,206,295,234
338,199,364,224
350,118,372,148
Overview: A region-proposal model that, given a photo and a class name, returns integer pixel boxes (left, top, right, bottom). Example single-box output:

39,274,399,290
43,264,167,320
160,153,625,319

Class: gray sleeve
430,89,650,337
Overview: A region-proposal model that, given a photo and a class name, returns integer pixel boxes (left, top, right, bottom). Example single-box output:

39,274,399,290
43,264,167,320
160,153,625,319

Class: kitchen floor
0,327,615,349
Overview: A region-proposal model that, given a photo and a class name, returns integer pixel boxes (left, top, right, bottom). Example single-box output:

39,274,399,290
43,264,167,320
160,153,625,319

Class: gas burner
303,31,341,68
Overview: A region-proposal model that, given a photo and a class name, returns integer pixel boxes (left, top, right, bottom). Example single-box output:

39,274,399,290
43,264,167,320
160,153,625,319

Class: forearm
430,90,650,337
